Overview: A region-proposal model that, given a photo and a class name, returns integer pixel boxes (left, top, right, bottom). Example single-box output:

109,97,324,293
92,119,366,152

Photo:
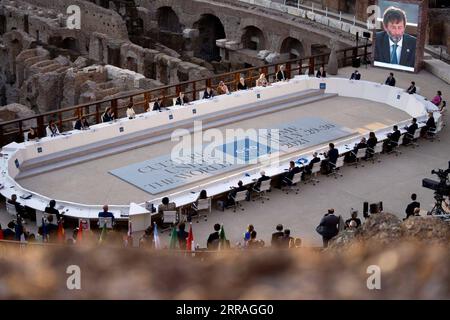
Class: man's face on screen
385,20,405,43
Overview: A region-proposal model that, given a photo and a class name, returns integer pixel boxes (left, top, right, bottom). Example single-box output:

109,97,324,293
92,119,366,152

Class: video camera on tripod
422,161,450,217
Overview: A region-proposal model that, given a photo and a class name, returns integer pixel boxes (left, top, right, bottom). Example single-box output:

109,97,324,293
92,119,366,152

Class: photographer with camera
422,161,450,218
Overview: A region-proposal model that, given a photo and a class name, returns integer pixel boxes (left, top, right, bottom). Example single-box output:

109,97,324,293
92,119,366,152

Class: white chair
98,217,113,229
388,135,403,156
163,210,178,225
252,179,271,203
328,157,344,179
426,120,442,142
231,190,248,212
410,130,421,148
304,161,321,186
368,143,383,164
350,148,366,168
172,97,178,106
5,202,17,218
191,198,211,222
282,172,302,194
23,132,29,142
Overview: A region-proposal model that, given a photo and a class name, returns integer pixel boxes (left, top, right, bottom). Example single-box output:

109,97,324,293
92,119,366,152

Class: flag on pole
169,226,178,250
57,219,65,243
126,221,133,247
99,223,107,244
0,229,3,240
76,220,83,244
186,223,194,252
219,224,227,251
153,222,161,249
41,217,48,243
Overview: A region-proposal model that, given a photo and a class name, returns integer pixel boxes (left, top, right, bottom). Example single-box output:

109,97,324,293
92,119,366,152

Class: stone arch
193,14,226,62
280,37,305,59
241,26,266,51
62,37,79,52
157,6,181,33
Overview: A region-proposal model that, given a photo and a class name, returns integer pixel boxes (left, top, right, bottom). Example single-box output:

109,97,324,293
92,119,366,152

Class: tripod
429,193,446,216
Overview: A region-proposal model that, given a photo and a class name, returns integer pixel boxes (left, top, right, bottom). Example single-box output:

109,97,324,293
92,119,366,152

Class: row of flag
1,217,228,251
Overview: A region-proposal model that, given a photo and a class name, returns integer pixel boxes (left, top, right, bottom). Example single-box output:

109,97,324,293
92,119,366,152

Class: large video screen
373,1,421,72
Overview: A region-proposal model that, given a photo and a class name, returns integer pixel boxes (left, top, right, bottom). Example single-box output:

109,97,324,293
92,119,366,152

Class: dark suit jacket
237,82,248,90
203,90,214,99
271,231,284,247
176,96,189,106
389,130,401,144
374,31,416,68
407,85,416,94
350,73,361,80
319,214,340,239
327,148,339,164
426,117,436,130
407,123,418,136
152,101,162,111
276,70,287,81
385,76,396,87
405,201,420,218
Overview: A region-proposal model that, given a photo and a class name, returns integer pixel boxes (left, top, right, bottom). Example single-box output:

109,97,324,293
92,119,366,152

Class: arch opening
193,14,225,62
241,26,266,51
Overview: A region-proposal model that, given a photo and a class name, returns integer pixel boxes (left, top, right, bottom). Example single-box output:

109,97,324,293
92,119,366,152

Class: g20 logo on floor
67,5,81,30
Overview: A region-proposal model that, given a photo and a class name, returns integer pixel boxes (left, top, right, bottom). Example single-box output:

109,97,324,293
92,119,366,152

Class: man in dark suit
175,92,189,106
383,125,401,153
282,161,301,186
253,171,271,190
350,70,361,80
98,204,115,225
271,224,284,247
374,7,416,69
421,112,436,137
402,118,418,145
45,200,62,221
152,97,164,111
207,224,221,249
405,194,420,219
406,81,416,94
385,72,396,86
321,143,339,174
317,209,340,248
276,65,287,82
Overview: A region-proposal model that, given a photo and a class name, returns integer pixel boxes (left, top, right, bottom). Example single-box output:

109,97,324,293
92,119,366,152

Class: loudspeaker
363,202,369,218
352,57,361,68
363,31,371,39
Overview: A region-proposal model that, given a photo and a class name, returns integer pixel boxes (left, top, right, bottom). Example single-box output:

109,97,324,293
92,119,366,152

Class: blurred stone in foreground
0,213,448,299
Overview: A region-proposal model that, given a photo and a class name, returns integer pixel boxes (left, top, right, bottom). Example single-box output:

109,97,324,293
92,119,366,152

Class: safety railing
0,44,371,147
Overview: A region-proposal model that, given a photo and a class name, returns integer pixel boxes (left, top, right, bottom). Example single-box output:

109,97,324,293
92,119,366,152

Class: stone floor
1,65,449,247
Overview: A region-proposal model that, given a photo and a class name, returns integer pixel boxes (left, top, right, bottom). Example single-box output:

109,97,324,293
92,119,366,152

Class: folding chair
252,179,271,203
5,202,17,218
191,198,211,222
231,190,248,212
328,157,344,179
161,210,179,232
282,172,302,194
349,148,366,168
367,143,383,164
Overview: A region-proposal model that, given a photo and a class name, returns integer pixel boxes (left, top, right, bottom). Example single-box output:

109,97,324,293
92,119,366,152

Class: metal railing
0,44,371,147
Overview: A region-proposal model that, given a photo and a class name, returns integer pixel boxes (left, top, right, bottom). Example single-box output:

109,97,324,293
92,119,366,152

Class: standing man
374,6,417,68
317,209,340,248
